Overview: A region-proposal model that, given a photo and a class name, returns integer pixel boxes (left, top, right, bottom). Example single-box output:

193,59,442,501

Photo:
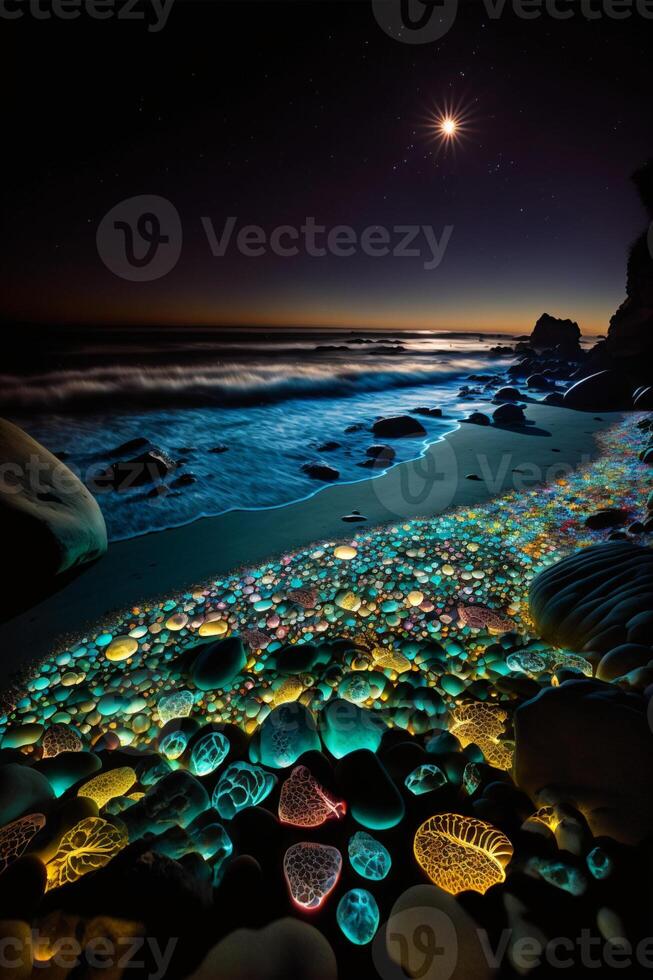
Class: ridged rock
529,542,653,653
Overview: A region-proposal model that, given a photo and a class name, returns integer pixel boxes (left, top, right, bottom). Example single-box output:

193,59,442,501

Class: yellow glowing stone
406,590,424,607
198,618,228,637
414,813,513,895
271,676,306,707
105,637,138,662
441,564,455,576
372,645,411,674
530,806,560,832
46,817,127,892
334,545,357,560
78,767,137,809
449,702,513,771
165,612,188,631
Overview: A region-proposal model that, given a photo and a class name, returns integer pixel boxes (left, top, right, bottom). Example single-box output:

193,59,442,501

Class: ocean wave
2,355,499,412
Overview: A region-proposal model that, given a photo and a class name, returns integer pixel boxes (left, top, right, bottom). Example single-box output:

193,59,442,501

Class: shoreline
0,403,623,682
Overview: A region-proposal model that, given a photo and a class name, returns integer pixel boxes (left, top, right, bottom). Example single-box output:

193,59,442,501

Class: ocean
5,328,513,540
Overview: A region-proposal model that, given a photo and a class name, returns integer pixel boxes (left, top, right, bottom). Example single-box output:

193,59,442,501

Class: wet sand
0,404,622,681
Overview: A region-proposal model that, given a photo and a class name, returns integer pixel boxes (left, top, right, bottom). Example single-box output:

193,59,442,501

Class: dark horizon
3,1,652,336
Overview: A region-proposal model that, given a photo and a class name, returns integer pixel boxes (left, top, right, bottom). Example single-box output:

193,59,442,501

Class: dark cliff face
530,313,581,352
590,161,653,383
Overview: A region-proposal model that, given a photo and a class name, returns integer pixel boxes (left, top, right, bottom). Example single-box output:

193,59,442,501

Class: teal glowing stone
158,690,193,725
531,859,587,896
190,732,230,776
191,822,232,865
159,730,188,761
463,762,481,795
587,846,612,880
212,761,276,819
404,763,446,796
336,888,379,945
348,831,391,881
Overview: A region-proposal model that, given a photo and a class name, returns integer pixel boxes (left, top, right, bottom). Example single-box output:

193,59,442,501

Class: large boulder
514,680,653,844
372,416,426,438
591,162,653,384
562,370,633,410
530,313,581,353
185,919,337,980
529,542,653,652
0,418,107,620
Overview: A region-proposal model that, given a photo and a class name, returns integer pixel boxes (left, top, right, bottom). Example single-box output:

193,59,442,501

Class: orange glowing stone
278,766,346,828
414,813,513,895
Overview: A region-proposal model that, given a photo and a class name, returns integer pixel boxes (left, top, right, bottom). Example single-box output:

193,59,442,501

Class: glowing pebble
283,842,342,910
278,765,346,828
199,619,228,637
406,591,424,607
414,813,513,895
78,767,137,809
337,888,379,945
165,612,188,631
0,813,46,875
105,637,138,662
46,817,127,892
334,545,357,561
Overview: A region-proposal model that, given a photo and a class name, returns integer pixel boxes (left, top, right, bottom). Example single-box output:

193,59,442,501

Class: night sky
3,0,653,335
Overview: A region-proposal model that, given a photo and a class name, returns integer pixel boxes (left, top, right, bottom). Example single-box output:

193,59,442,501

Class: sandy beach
0,403,622,682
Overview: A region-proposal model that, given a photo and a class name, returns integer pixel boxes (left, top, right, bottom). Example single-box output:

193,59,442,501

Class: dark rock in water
527,373,555,390
109,437,150,457
514,680,653,844
597,643,653,681
372,415,426,438
465,474,482,481
584,508,629,530
464,412,491,426
344,423,365,433
493,403,526,426
171,472,197,488
544,391,565,405
341,511,367,523
190,636,247,691
0,418,107,621
301,463,339,482
209,444,229,453
562,370,633,410
366,444,396,461
0,762,54,826
336,749,405,829
317,441,341,452
494,386,522,402
186,919,337,980
412,406,442,417
529,542,653,651
530,313,581,352
96,448,177,491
